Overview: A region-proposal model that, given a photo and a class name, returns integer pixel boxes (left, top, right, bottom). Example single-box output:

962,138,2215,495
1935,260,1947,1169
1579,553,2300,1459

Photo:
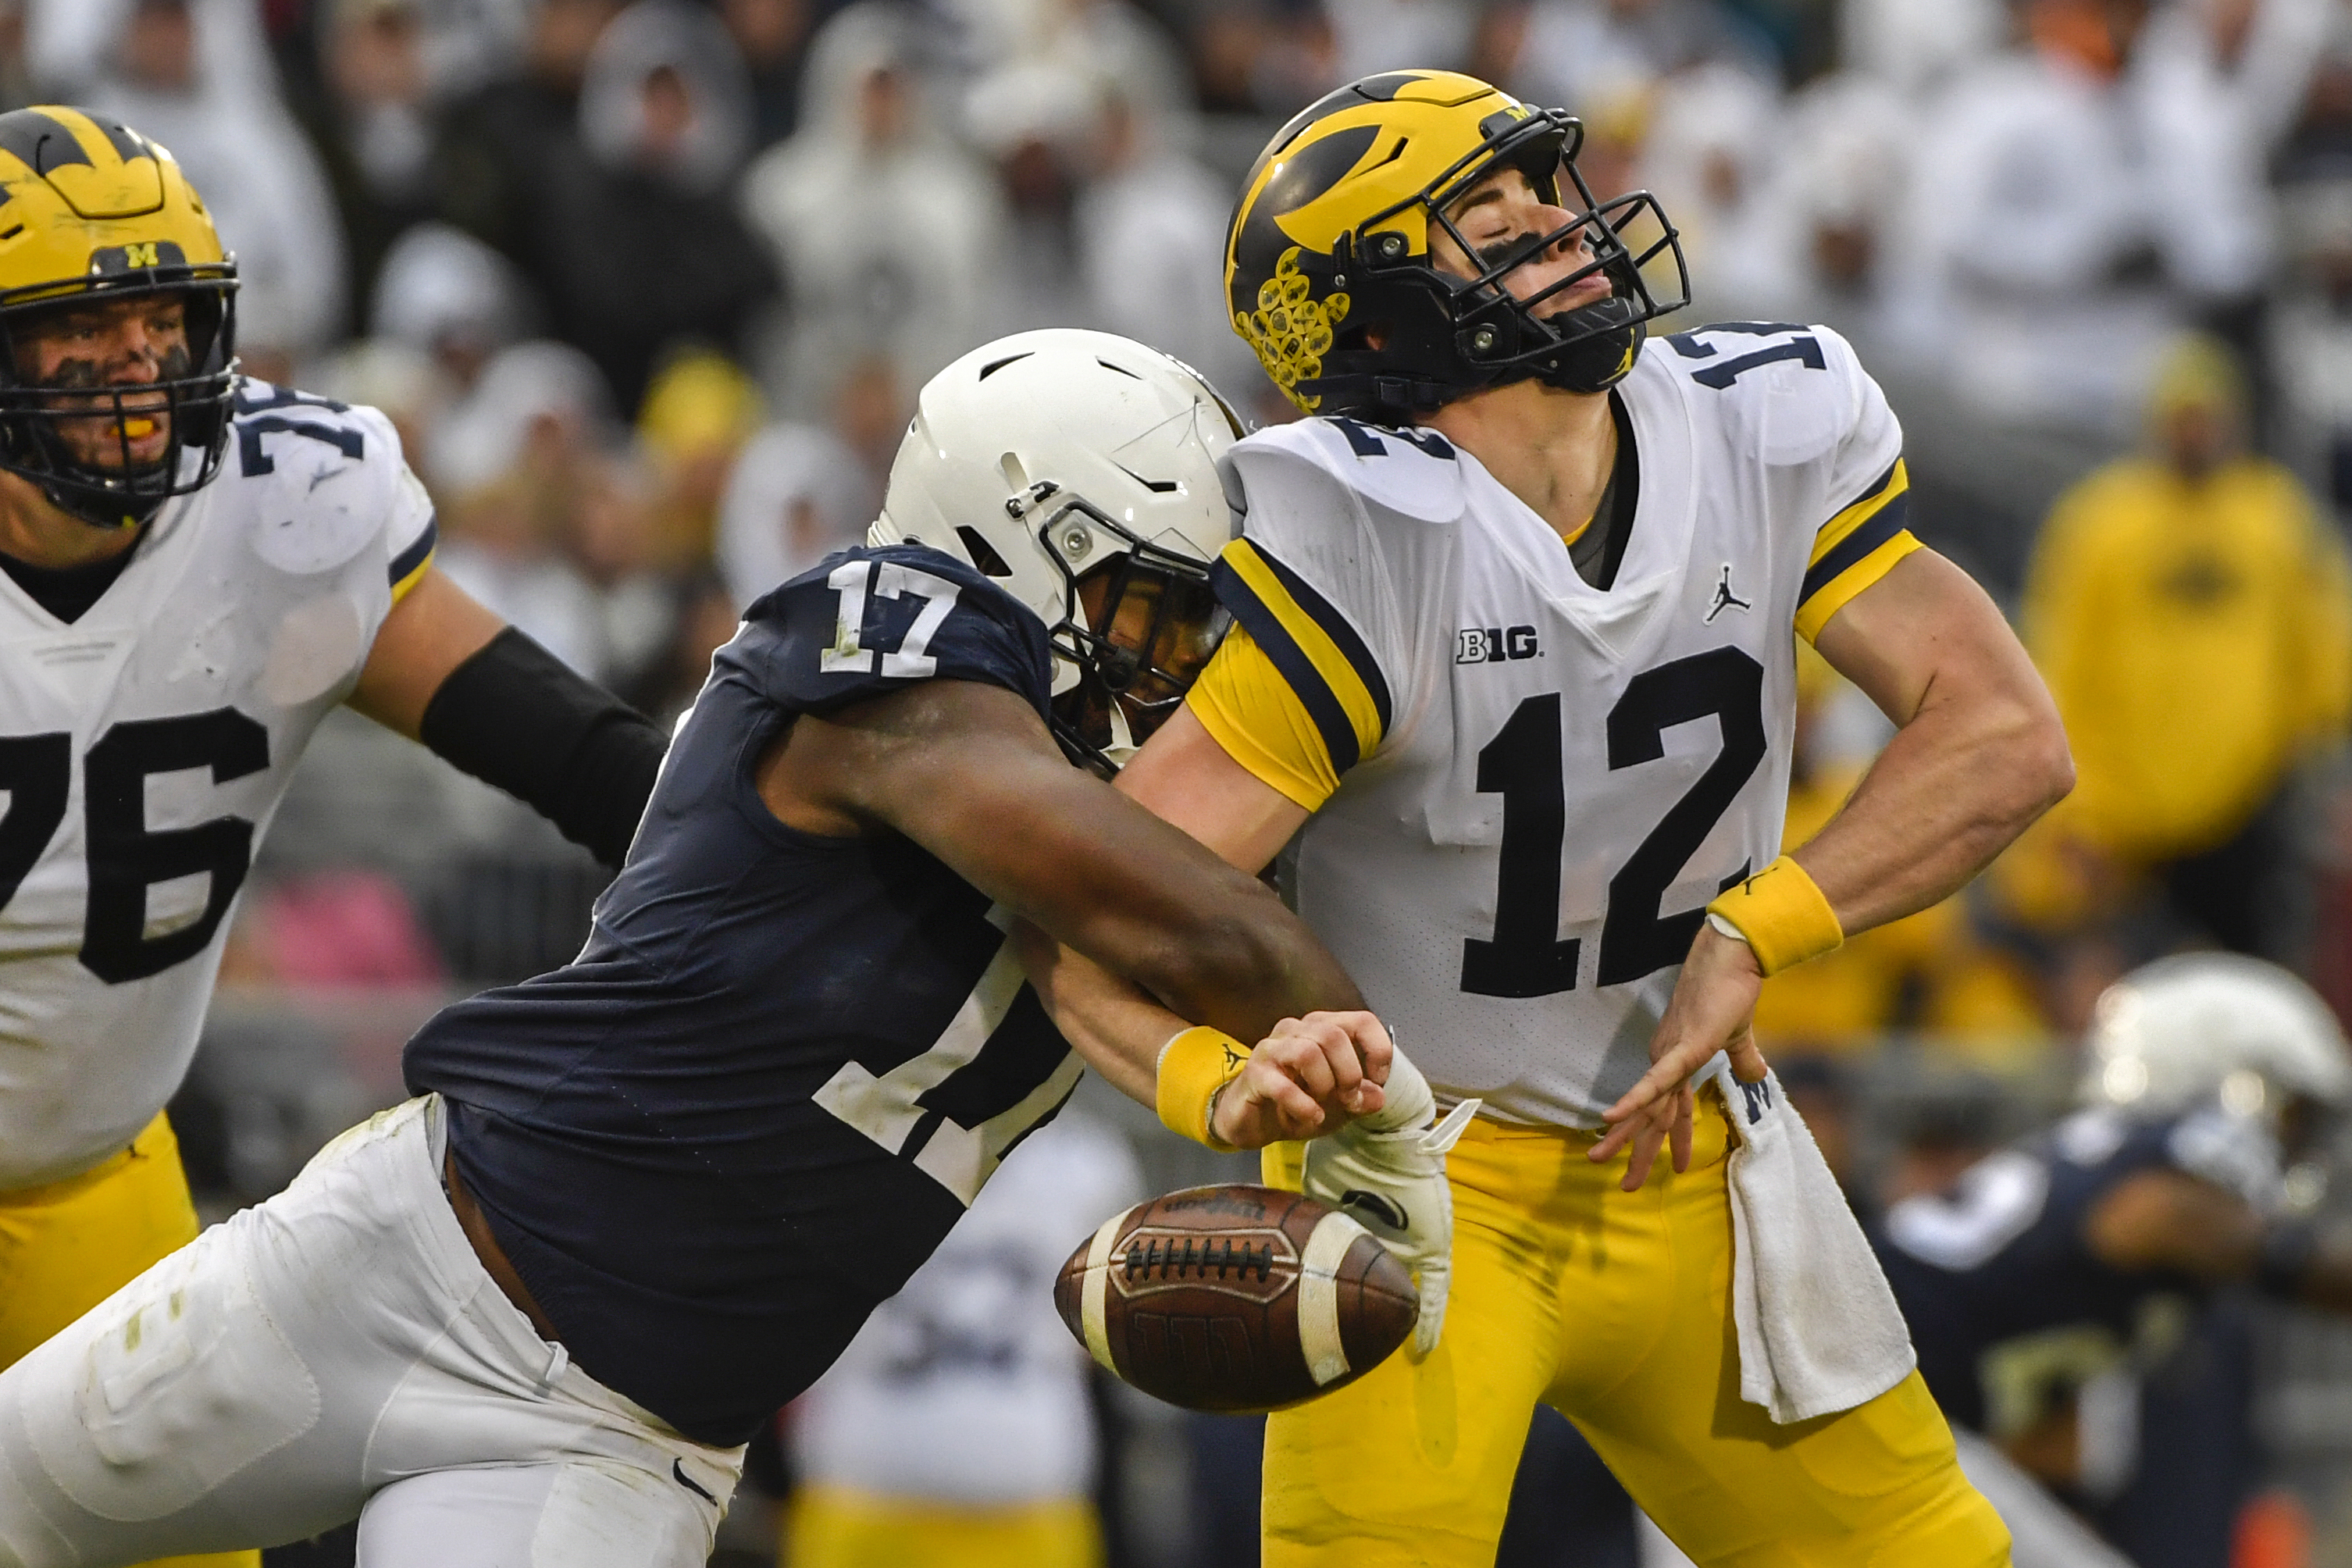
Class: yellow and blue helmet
0,106,237,527
1224,71,1688,416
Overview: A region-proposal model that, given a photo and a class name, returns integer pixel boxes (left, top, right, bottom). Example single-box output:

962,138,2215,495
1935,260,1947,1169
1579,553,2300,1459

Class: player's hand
1300,1045,1480,1360
1591,923,1769,1192
1210,1010,1392,1149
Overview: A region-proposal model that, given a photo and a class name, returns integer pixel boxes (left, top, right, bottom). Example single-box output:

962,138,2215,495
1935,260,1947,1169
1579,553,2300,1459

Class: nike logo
1342,1188,1408,1231
672,1458,717,1504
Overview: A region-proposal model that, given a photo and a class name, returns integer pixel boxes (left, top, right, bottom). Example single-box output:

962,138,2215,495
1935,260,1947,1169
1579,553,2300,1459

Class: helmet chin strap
40,476,162,531
1098,698,1140,770
1523,298,1645,397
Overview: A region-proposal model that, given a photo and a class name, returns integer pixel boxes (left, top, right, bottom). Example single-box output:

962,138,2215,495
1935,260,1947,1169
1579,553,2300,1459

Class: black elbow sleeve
417,627,668,869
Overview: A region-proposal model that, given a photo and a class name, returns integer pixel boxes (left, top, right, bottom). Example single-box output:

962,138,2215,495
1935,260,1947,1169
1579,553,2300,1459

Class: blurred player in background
0,106,675,1568
782,1110,1140,1568
1875,956,2352,1568
0,330,1420,1566
1114,70,2074,1565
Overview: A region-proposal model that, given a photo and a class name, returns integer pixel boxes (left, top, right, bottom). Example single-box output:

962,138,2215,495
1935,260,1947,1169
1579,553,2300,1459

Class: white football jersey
0,382,433,1188
1196,324,1914,1128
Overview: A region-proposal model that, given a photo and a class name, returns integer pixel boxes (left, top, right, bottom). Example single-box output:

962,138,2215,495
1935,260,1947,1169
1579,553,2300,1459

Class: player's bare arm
1014,926,1383,1145
1598,547,2073,1186
757,675,1389,1145
344,563,506,734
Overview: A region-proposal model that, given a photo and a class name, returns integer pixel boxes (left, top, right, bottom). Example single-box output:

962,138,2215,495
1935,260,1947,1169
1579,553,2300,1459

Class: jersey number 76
0,710,268,984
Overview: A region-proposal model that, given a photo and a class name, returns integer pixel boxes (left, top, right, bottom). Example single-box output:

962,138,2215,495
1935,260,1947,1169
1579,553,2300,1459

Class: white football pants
0,1096,743,1568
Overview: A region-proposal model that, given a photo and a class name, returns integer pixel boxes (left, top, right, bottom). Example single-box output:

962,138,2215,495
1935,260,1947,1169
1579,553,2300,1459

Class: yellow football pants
1261,1095,2011,1567
0,1112,261,1568
783,1484,1103,1568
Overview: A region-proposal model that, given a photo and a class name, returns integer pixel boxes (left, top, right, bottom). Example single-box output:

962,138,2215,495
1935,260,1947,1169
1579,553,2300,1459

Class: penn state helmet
869,329,1241,772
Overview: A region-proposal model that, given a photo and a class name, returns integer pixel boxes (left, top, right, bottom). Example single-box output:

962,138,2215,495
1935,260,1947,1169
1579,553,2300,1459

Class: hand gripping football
1054,1184,1418,1412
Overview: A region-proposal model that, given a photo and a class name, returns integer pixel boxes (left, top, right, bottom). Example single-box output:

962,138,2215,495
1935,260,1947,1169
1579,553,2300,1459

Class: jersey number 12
1461,647,1765,996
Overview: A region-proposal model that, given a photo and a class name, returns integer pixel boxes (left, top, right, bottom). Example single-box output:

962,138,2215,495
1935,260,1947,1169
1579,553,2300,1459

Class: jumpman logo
1705,564,1752,623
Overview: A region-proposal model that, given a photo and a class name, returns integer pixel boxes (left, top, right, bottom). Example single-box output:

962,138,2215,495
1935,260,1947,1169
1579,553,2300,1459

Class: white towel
1722,1068,1915,1424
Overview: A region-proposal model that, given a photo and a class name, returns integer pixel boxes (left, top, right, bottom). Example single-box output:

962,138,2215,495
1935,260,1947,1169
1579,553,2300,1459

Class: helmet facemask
0,264,238,529
1315,112,1687,412
1012,482,1229,775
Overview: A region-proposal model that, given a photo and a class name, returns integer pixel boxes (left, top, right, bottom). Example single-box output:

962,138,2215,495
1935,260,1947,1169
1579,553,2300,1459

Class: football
1054,1183,1418,1413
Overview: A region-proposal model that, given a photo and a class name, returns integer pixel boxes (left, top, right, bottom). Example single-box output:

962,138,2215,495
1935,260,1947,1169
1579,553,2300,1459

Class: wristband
1704,855,1844,977
1156,1025,1249,1151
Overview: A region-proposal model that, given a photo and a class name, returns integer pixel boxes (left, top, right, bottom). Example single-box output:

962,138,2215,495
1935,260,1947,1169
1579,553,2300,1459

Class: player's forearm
1805,553,2072,937
1797,674,2071,935
1010,922,1175,1107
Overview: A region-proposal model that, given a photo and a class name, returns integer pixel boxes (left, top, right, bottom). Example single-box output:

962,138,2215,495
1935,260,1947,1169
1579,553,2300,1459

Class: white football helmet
871,328,1243,769
2080,954,2352,1124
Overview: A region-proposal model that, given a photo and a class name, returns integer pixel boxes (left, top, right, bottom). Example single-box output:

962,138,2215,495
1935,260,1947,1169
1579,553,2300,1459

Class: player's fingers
1727,1026,1769,1085
1298,1016,1366,1097
1589,1083,1669,1165
1670,1085,1694,1174
1600,1043,1694,1126
1264,1034,1338,1103
1343,1011,1395,1083
1621,1117,1666,1192
1241,1065,1324,1139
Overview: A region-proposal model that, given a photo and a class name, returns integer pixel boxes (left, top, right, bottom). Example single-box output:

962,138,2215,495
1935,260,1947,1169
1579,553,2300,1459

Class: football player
1876,956,2352,1568
0,330,1416,1566
0,108,680,1568
1110,72,2075,1564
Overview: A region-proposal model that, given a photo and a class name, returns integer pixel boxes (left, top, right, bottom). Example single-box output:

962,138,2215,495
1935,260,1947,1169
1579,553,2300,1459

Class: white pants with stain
0,1096,743,1568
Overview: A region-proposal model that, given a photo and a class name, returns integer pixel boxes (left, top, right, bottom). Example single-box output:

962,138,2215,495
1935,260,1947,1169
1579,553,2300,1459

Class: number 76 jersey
1188,323,1919,1128
0,382,433,1188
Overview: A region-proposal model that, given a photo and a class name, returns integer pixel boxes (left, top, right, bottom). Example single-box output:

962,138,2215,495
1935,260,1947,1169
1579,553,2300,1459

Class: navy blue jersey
1869,1103,2277,1434
404,544,1084,1447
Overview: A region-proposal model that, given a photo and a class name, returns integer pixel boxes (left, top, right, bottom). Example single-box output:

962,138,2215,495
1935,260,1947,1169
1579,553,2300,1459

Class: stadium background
32,0,2352,1559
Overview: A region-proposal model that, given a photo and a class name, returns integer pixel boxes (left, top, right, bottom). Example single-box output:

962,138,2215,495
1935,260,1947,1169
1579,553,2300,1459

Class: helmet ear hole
955,525,1014,576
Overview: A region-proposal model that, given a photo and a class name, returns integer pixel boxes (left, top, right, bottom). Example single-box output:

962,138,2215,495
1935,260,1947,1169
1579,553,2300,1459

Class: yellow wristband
1705,854,1844,977
1156,1025,1250,1151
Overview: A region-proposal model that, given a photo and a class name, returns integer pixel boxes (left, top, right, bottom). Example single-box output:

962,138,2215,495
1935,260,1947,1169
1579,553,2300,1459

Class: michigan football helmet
0,106,237,528
870,329,1240,771
2081,954,2352,1127
1225,70,1688,417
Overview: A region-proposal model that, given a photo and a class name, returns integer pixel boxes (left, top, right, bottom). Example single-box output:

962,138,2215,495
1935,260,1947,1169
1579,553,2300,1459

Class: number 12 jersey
1187,323,1918,1128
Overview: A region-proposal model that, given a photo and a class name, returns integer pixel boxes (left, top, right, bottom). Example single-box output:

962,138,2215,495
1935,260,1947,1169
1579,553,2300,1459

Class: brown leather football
1053,1183,1418,1413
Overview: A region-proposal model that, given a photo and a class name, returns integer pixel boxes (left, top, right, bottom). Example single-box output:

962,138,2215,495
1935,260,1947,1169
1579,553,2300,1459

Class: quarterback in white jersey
0,106,671,1568
1116,72,2075,1566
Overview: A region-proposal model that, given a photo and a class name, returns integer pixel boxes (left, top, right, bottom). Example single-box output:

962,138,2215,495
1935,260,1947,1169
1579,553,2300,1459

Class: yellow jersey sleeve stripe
388,515,437,605
1209,539,1392,773
1808,458,1908,570
1794,530,1922,643
1187,627,1342,811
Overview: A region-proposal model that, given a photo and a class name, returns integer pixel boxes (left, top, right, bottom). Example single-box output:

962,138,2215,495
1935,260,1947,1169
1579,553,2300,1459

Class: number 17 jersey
1187,324,1918,1128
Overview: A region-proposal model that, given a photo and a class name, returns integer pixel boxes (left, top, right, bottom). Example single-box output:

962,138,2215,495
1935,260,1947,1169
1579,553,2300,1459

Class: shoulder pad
1645,322,1863,467
1233,416,1467,525
733,543,1052,718
227,382,403,577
